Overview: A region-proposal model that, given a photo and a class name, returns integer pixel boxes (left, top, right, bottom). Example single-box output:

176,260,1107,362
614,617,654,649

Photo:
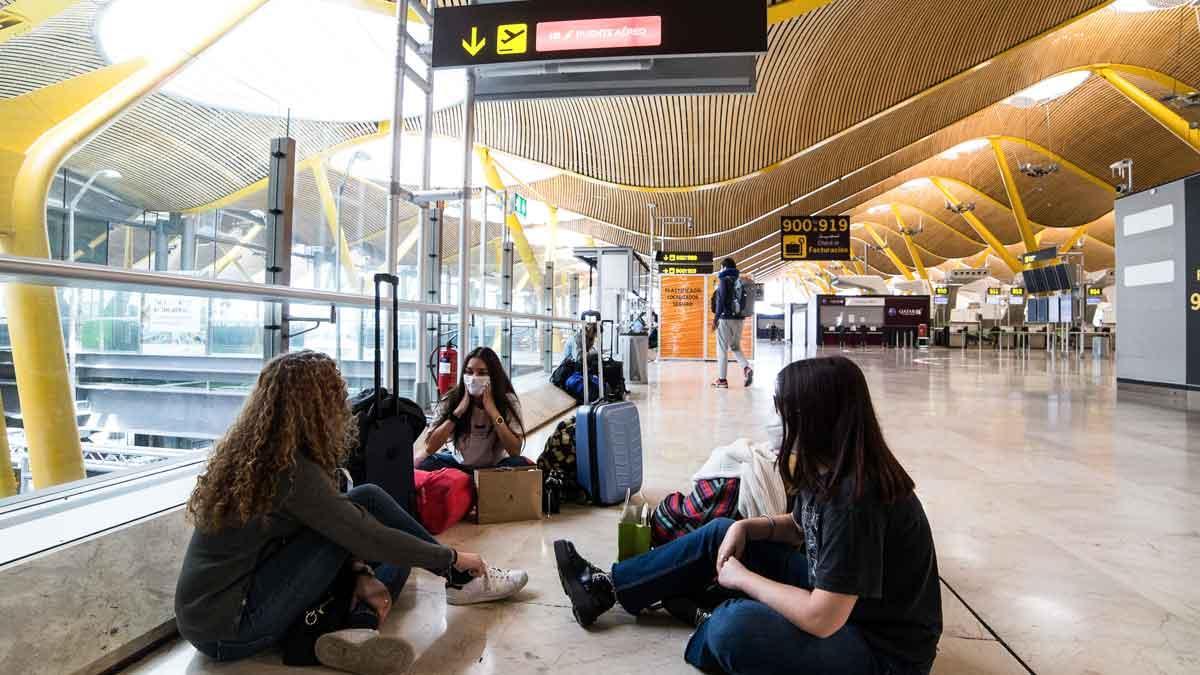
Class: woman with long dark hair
422,346,531,473
176,351,528,674
554,356,942,674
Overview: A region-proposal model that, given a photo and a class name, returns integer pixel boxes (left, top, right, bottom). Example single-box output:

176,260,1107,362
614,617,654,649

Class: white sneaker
315,629,414,675
445,566,529,605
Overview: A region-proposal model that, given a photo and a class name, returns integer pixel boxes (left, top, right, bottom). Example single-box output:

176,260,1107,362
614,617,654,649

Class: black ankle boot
554,540,616,627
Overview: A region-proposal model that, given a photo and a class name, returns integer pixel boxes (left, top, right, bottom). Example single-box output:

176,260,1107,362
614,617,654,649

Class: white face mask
463,374,489,397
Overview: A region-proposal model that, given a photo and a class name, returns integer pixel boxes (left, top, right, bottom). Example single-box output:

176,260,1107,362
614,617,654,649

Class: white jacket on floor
692,438,787,519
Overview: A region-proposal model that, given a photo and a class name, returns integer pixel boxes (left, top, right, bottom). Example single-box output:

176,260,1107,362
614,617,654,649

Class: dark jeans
418,451,533,474
612,518,927,675
194,484,438,662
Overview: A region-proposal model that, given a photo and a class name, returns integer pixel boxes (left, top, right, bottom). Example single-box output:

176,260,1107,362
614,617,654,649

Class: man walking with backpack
711,258,753,389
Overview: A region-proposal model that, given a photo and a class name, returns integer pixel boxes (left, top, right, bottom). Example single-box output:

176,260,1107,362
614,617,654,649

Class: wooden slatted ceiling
442,0,1110,187
509,6,1200,270
0,0,380,212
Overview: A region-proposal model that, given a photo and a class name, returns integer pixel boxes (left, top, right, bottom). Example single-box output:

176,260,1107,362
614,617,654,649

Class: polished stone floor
128,344,1200,674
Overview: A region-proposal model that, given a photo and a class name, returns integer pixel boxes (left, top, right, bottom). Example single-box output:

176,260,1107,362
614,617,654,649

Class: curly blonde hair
187,350,356,532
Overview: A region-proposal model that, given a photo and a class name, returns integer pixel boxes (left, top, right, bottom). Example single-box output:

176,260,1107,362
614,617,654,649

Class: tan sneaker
315,629,414,675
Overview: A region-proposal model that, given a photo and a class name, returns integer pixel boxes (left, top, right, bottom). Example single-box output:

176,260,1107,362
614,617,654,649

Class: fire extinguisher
437,344,458,396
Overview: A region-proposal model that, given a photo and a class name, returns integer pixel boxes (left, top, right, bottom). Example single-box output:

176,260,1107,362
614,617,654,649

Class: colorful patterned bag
651,477,741,546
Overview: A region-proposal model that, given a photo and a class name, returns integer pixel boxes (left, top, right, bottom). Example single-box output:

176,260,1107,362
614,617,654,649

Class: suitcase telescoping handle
580,322,605,402
601,319,616,359
373,273,400,421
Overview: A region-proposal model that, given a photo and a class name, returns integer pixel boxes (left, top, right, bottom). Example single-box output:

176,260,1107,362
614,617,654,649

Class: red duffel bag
413,468,474,535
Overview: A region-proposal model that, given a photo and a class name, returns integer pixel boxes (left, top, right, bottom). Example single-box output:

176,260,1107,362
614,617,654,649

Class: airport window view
1,1,1198,675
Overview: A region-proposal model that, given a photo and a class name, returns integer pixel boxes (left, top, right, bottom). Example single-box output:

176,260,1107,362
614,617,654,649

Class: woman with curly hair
175,351,528,674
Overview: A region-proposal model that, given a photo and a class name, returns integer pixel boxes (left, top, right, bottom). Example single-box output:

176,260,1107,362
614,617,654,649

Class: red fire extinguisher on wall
437,344,458,396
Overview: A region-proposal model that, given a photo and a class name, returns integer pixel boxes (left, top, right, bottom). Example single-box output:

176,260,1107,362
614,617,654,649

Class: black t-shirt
792,480,943,667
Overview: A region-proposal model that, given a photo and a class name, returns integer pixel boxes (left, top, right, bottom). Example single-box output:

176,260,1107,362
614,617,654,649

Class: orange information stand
660,274,755,361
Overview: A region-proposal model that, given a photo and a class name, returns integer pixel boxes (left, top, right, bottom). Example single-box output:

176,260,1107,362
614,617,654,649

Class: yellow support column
890,206,930,283
930,178,1023,273
1096,67,1200,154
989,139,1039,252
0,0,78,45
1059,225,1090,254
863,223,914,280
477,147,543,287
0,0,269,488
0,392,16,498
312,162,361,286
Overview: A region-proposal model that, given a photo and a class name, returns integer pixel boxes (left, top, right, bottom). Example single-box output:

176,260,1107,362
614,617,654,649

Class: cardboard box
475,466,543,525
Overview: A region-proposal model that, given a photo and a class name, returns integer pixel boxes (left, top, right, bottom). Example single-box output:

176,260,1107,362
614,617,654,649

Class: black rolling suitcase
347,273,426,511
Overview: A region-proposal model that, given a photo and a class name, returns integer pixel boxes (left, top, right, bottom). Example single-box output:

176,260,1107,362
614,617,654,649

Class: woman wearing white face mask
421,347,530,474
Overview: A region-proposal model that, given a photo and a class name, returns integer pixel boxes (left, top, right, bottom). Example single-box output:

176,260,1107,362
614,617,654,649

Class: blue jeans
612,519,924,675
194,484,438,662
418,451,533,474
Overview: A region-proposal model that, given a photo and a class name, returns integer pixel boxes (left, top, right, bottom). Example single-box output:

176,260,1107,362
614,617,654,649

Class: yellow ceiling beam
767,0,835,24
862,223,914,280
865,201,986,247
0,0,270,491
1058,224,1090,254
477,146,544,287
1094,66,1200,154
989,139,1039,252
986,136,1116,194
891,205,929,282
181,121,391,214
312,161,362,283
930,178,1023,273
0,0,77,45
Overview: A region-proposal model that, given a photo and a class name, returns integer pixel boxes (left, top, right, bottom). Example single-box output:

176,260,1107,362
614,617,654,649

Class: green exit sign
510,193,527,219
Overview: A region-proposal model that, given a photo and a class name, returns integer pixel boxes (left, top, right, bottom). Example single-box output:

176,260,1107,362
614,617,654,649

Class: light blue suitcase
575,400,643,505
574,321,643,505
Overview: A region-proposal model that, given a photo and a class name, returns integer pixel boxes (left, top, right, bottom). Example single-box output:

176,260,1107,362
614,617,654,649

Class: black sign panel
884,297,931,327
780,215,852,261
1021,246,1059,265
660,264,714,275
432,0,768,69
934,286,950,296
1011,287,1026,297
656,251,714,265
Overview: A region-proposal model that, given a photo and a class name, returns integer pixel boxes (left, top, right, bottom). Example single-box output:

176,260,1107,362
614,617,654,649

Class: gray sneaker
315,629,414,675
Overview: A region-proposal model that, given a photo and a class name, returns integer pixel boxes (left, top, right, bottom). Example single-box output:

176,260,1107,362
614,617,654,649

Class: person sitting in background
554,356,942,675
175,351,527,674
563,322,598,363
421,346,531,473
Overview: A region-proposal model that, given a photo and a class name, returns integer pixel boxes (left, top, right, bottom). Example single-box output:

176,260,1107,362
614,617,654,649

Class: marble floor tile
127,345,1200,674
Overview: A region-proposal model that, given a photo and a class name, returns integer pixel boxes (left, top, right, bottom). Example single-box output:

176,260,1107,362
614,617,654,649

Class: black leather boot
554,540,616,627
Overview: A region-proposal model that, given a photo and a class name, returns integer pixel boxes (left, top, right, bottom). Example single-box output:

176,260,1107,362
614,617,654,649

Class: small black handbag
279,565,358,666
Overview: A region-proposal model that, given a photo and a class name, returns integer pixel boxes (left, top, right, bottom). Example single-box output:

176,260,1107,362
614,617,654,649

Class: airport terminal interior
1,0,1199,674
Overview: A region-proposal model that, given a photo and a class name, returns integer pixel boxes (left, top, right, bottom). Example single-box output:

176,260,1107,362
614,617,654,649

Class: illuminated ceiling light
899,178,929,191
1003,71,1091,108
97,0,466,122
1110,0,1199,12
329,135,561,189
867,205,891,214
939,139,990,161
945,200,976,215
1019,161,1060,178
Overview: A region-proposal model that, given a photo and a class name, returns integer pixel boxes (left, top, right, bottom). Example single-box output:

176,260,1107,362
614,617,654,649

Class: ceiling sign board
432,1,766,99
656,251,714,265
432,1,766,69
780,216,852,262
1021,246,1059,265
661,264,714,275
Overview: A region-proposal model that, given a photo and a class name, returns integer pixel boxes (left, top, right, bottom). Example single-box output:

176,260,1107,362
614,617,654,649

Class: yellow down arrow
462,26,486,56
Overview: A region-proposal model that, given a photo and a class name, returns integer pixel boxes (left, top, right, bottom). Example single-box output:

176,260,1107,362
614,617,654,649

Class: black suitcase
346,273,426,511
